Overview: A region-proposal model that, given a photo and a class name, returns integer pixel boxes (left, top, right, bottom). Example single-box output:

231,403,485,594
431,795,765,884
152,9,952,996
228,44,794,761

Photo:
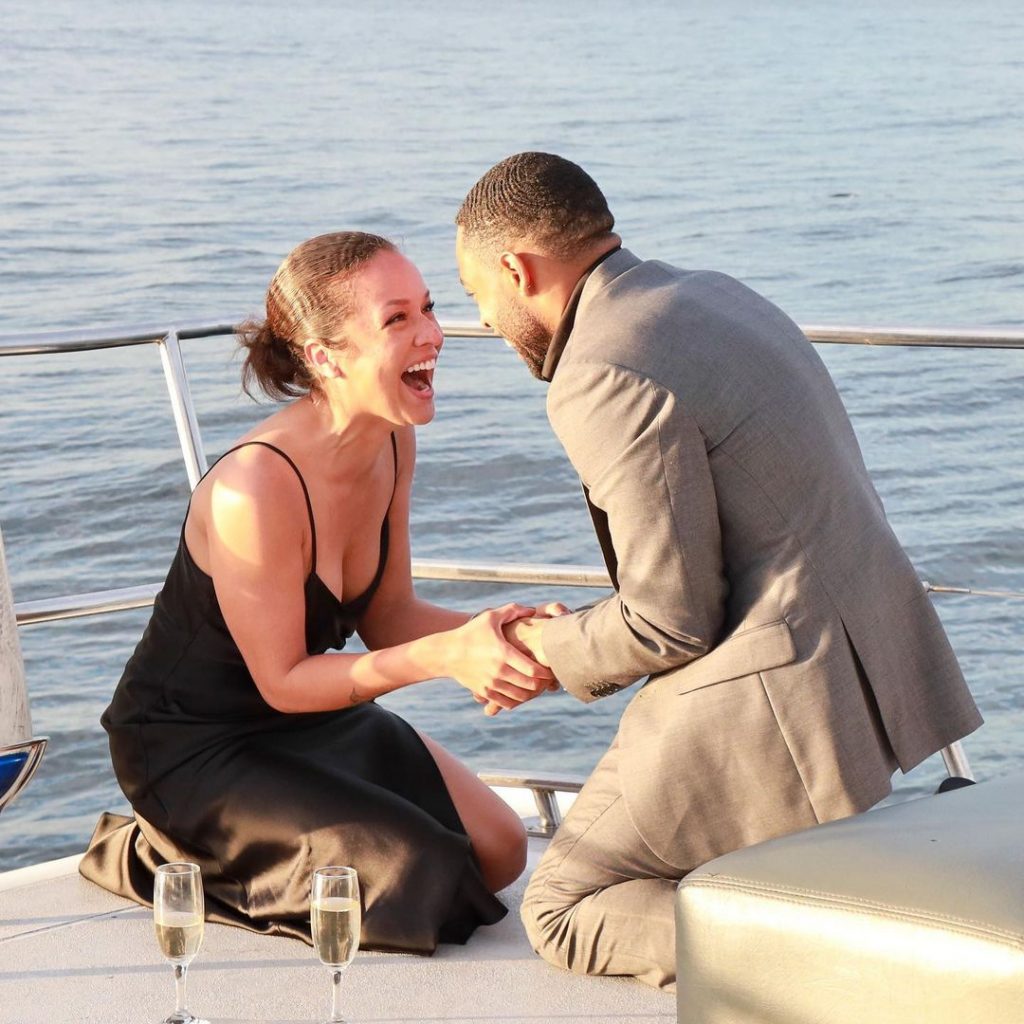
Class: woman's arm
204,443,551,715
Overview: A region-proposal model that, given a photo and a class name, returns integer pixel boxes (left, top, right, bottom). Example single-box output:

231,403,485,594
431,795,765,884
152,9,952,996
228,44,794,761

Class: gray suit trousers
521,737,681,991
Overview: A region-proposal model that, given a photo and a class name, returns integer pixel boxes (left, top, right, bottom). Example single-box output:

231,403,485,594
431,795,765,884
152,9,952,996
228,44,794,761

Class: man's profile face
456,227,551,380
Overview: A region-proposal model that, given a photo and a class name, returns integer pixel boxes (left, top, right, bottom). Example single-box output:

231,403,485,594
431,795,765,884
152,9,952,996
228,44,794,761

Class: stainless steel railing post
940,740,974,781
157,330,209,490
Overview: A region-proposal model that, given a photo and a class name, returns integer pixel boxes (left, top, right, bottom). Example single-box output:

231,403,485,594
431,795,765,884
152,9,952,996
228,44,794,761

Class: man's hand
481,602,570,716
447,604,556,711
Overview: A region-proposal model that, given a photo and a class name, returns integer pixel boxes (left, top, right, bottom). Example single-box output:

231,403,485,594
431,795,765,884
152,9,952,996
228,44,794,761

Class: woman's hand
480,601,572,716
445,603,556,711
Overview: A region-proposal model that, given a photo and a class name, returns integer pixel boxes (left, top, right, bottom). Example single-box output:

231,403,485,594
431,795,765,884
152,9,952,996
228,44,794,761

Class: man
455,152,982,990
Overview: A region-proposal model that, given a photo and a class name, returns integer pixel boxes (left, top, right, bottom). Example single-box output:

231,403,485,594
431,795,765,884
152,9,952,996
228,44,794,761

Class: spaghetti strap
211,441,319,572
202,434,398,584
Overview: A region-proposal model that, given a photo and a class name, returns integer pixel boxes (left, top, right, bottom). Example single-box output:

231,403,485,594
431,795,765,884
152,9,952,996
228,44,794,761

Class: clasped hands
450,602,570,717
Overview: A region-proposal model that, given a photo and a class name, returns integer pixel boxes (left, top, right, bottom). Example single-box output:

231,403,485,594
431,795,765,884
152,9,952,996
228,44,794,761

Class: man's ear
498,251,536,297
303,340,343,379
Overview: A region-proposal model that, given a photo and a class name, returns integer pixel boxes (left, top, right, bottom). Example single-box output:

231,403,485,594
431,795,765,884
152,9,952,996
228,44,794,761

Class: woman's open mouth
401,358,436,398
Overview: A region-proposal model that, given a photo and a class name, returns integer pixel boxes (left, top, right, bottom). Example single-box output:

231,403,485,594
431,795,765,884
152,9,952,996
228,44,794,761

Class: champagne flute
153,862,204,1024
311,866,361,1024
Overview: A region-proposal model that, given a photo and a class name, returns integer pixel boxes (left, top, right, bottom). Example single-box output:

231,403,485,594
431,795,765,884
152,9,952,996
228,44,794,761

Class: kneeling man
455,152,982,990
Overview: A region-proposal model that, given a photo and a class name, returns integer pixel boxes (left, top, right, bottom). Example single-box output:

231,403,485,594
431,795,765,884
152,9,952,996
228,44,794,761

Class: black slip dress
80,438,506,953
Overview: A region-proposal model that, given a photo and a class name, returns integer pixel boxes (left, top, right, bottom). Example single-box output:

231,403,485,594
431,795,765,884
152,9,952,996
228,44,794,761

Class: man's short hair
456,152,615,260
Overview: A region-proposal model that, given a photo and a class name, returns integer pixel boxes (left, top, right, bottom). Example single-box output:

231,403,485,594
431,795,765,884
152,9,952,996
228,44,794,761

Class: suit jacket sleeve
541,362,728,702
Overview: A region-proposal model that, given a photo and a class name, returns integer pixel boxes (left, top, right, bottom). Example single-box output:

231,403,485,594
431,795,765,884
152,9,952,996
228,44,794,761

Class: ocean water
1,0,1022,870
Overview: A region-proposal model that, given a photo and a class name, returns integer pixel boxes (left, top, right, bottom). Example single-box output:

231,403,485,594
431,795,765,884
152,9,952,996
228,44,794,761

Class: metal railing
790,324,1024,350
478,771,586,838
13,564,1024,628
4,319,1024,357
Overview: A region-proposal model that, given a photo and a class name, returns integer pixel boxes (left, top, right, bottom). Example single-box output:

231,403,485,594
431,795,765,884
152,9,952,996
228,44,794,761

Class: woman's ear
303,340,343,379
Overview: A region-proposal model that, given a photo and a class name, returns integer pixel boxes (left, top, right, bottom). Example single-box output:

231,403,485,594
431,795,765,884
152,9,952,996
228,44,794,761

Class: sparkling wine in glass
311,866,361,1024
154,862,205,1024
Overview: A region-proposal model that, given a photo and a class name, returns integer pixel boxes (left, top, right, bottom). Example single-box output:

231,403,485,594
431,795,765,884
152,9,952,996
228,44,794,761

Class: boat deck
0,834,674,1024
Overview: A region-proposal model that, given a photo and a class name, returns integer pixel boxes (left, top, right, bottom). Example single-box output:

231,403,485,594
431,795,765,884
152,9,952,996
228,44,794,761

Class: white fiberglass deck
0,817,674,1024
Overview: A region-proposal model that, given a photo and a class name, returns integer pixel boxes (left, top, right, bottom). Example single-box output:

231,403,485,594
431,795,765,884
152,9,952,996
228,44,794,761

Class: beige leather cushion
676,774,1024,1024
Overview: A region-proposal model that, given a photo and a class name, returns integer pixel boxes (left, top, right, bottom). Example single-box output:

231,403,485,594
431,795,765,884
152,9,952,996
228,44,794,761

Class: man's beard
495,297,552,380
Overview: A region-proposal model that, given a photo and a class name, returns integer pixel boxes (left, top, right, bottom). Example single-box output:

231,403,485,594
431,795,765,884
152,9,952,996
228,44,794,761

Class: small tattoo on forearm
349,684,367,705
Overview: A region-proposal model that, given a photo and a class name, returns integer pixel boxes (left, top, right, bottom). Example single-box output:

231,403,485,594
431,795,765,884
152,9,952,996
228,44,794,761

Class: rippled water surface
1,0,1022,869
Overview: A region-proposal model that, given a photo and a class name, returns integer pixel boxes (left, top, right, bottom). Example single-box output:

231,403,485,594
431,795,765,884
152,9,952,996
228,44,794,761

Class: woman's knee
415,730,527,891
474,808,527,892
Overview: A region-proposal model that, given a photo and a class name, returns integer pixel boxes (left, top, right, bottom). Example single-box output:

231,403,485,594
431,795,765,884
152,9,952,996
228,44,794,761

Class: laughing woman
81,232,556,953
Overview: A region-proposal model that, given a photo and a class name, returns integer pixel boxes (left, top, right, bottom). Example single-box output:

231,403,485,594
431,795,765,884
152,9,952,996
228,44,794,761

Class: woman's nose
421,316,444,347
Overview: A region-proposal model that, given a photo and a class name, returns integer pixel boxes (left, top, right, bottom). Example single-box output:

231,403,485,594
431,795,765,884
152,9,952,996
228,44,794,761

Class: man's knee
520,866,581,970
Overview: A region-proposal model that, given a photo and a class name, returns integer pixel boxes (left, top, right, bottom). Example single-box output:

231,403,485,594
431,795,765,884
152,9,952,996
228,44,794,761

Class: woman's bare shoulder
203,435,305,502
185,418,312,569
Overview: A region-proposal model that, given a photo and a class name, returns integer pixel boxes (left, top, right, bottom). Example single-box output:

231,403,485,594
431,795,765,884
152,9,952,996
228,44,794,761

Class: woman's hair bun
237,317,312,402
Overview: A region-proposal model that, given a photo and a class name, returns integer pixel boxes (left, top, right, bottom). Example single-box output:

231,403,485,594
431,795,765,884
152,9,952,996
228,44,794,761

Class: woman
80,232,559,953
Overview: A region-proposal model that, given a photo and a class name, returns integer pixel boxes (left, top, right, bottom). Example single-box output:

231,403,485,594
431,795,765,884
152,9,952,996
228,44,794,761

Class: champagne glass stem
329,968,344,1023
174,963,189,1016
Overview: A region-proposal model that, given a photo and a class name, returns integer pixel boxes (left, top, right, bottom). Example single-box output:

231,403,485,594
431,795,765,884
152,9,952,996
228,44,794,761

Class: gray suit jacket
540,249,982,867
